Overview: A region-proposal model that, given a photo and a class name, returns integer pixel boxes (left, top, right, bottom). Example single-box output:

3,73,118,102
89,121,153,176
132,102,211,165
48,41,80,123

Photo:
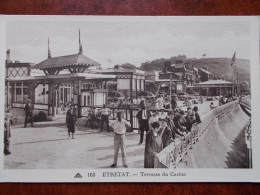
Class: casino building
5,31,116,123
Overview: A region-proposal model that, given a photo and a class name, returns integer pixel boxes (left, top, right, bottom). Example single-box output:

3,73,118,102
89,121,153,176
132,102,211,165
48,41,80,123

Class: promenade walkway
4,100,217,169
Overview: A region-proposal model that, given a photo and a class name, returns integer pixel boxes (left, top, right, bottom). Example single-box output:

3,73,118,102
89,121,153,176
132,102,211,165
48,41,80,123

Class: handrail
245,118,252,168
154,100,240,168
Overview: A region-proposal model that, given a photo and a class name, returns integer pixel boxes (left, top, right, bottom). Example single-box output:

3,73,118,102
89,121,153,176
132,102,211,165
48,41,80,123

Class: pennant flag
48,37,51,58
78,29,83,54
231,52,236,66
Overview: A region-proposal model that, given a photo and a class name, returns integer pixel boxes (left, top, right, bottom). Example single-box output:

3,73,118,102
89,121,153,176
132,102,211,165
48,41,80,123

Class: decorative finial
78,29,83,54
48,37,51,58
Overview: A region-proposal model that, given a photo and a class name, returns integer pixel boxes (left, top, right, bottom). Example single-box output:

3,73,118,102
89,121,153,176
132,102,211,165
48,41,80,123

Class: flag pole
170,74,172,109
231,52,236,97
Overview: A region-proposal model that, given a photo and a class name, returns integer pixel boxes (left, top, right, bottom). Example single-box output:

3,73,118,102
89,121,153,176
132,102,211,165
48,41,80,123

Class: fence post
112,108,115,120
130,109,133,132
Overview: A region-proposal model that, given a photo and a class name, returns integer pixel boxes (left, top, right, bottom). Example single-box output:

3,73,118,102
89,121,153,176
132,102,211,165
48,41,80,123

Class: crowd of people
83,95,202,168
107,93,205,110
136,100,201,168
107,94,175,110
91,97,202,168
3,93,241,170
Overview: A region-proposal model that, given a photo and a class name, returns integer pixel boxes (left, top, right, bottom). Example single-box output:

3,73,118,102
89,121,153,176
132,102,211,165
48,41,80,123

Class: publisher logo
74,173,82,178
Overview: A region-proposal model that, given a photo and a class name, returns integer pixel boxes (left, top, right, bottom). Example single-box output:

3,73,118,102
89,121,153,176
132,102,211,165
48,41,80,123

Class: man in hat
193,106,201,124
98,104,111,132
173,109,187,133
166,110,184,138
136,100,151,145
149,111,159,129
159,118,173,149
187,107,192,115
24,99,34,128
210,102,217,110
185,107,194,132
4,110,13,155
66,105,77,139
159,108,167,120
157,95,164,109
179,110,186,126
171,96,177,111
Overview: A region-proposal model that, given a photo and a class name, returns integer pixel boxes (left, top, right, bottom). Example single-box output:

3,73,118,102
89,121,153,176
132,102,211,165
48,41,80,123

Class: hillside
140,56,250,83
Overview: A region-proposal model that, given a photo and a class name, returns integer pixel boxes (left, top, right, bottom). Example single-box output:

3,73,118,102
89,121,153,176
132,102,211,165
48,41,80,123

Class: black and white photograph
0,16,259,182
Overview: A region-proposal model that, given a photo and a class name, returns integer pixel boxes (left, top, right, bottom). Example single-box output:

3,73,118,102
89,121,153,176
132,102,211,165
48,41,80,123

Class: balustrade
154,100,240,168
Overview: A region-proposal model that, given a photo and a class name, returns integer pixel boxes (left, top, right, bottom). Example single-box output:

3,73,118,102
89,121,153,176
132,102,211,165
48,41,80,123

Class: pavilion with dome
5,30,116,118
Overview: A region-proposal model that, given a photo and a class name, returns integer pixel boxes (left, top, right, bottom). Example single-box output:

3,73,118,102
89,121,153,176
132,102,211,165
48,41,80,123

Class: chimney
163,61,171,73
6,49,12,63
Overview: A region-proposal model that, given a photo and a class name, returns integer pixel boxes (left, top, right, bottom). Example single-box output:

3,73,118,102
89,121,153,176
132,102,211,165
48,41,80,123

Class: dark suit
66,109,77,134
166,118,183,138
144,131,162,168
24,103,34,127
185,114,194,132
136,109,151,144
4,113,12,155
194,112,201,124
171,99,177,110
159,126,173,149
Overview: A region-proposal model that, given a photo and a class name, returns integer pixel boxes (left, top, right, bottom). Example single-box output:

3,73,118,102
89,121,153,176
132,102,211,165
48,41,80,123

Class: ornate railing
154,100,240,168
245,118,252,168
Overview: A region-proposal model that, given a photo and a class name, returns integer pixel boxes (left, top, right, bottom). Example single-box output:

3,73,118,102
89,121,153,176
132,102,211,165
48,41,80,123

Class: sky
5,17,251,69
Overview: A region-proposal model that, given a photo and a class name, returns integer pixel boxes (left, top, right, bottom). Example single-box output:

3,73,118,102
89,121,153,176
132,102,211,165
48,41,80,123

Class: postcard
0,15,259,182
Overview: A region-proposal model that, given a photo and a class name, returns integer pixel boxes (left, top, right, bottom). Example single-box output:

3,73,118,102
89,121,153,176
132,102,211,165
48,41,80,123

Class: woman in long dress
144,122,163,168
66,105,77,139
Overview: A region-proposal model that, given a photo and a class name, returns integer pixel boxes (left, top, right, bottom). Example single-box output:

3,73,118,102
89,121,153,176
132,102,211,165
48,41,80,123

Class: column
6,81,9,106
135,77,137,98
48,83,52,115
32,84,36,104
11,83,15,105
139,78,141,92
105,81,108,105
14,83,17,102
28,83,33,102
21,82,24,103
130,75,133,103
52,83,56,116
57,86,60,108
77,79,82,117
73,81,77,105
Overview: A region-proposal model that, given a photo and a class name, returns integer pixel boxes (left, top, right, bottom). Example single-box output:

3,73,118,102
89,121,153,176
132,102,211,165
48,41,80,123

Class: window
23,88,28,95
84,96,86,106
87,96,90,106
16,88,21,95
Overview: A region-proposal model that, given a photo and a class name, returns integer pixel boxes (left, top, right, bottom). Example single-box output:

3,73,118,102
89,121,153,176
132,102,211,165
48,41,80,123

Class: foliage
140,56,250,83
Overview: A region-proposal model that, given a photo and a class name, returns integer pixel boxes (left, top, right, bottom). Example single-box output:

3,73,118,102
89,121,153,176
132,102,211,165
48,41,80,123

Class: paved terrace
4,100,217,169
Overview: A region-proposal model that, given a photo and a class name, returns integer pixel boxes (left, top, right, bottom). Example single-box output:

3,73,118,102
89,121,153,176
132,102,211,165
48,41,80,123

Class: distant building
156,60,195,94
5,50,35,106
196,80,236,96
93,66,146,101
198,67,214,82
145,70,159,81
